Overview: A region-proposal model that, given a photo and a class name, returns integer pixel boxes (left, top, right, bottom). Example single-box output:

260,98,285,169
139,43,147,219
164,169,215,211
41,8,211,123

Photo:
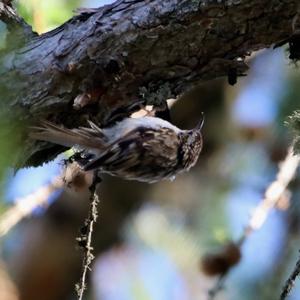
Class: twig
0,175,64,237
75,172,101,300
207,146,300,299
208,273,227,300
281,253,300,299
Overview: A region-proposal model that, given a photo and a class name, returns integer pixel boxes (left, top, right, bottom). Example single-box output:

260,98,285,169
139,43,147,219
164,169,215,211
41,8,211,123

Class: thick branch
0,0,298,166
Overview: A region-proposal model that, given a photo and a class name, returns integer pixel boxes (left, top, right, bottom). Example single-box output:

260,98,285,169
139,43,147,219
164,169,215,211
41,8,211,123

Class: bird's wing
142,127,180,163
83,127,180,172
82,128,141,171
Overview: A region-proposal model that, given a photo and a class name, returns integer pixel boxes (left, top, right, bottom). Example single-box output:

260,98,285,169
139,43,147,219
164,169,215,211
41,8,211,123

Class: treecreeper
30,115,204,183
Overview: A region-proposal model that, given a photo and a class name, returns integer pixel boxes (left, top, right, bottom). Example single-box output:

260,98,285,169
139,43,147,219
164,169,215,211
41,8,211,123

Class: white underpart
102,116,181,141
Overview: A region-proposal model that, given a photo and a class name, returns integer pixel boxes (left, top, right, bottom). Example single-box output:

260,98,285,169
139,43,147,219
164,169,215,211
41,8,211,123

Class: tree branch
0,0,298,166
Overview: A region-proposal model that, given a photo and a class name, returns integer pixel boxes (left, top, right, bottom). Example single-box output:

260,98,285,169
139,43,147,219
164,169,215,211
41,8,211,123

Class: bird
30,115,204,183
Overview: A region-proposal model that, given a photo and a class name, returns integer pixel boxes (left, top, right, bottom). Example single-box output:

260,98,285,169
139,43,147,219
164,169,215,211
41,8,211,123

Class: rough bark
0,0,298,166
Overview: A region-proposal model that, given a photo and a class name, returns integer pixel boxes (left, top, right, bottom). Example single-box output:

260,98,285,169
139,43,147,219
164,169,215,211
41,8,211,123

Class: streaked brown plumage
30,116,204,183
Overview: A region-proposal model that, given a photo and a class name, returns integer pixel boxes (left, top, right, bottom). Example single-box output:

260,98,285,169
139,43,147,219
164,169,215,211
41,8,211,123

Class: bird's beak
196,112,205,130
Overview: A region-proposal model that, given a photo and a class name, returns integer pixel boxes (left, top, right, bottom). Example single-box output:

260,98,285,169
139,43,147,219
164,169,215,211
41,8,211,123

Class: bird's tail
29,120,107,149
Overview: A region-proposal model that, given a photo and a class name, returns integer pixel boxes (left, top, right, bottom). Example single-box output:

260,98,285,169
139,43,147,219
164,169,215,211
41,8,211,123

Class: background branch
281,253,300,300
0,175,63,237
202,146,300,299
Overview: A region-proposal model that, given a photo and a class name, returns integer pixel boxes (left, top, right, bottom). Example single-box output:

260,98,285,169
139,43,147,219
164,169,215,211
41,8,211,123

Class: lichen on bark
286,111,300,154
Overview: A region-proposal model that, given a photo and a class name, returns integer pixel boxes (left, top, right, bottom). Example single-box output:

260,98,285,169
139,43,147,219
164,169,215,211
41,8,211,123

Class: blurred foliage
0,117,24,215
0,118,24,179
0,23,7,49
15,0,81,33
